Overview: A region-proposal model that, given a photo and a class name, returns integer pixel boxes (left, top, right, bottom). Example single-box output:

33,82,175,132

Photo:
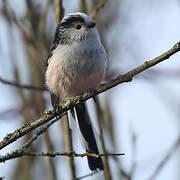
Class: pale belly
63,70,105,98
46,66,105,99
46,36,107,99
46,49,106,99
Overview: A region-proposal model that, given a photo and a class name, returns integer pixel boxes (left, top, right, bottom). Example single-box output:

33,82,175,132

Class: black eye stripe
60,15,85,28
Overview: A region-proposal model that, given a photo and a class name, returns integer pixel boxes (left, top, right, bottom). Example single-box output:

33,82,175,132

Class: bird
45,12,107,171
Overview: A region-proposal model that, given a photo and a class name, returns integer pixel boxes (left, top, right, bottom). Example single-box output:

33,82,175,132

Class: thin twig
80,0,88,14
22,118,61,151
129,127,137,178
0,152,125,162
62,114,76,178
43,131,57,180
0,116,61,163
90,0,106,18
0,42,180,151
94,97,112,180
0,111,65,150
0,76,47,91
28,152,125,158
54,0,64,24
74,170,100,180
148,135,180,180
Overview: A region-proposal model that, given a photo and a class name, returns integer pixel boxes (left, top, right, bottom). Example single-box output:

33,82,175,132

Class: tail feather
73,103,104,171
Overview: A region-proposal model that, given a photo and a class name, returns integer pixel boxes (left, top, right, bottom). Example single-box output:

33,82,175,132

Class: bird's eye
75,24,82,30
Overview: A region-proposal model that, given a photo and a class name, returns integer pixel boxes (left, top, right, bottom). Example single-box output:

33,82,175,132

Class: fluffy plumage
45,12,107,170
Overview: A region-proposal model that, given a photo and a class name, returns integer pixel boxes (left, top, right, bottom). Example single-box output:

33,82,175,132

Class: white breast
46,29,107,99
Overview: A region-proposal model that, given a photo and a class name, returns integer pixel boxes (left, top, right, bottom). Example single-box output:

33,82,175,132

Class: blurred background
0,0,180,179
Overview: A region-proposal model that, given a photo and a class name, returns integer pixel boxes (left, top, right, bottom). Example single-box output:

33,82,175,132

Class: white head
52,12,98,46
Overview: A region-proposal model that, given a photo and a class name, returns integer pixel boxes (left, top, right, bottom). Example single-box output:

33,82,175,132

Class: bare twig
0,111,65,150
0,116,61,163
54,0,64,24
148,135,180,180
0,152,125,163
22,118,61,151
95,97,112,180
62,114,76,178
43,132,57,180
129,127,137,178
0,42,180,151
75,170,100,180
90,0,106,18
0,76,47,91
80,0,88,14
24,152,125,158
120,169,131,180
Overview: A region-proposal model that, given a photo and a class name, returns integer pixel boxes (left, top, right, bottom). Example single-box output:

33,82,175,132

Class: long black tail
73,103,104,171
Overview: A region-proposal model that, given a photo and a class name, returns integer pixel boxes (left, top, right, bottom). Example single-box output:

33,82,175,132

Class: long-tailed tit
46,12,107,171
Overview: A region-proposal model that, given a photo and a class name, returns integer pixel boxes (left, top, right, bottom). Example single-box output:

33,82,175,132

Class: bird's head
54,12,97,45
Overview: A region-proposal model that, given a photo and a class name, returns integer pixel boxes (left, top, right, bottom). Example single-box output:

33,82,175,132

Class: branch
54,0,64,24
90,0,106,18
0,111,64,150
0,115,62,163
0,42,180,151
0,76,47,91
0,151,125,163
25,152,125,158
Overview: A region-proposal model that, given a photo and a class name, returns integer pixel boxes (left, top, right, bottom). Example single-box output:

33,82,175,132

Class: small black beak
87,21,96,28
